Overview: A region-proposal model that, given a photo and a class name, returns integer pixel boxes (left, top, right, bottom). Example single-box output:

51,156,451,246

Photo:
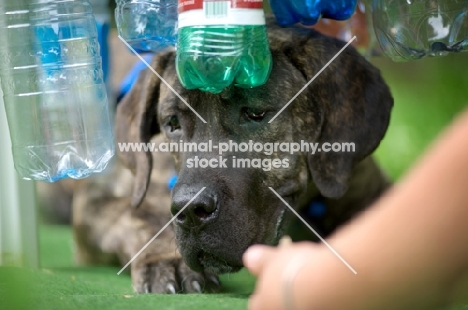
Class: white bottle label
178,0,266,28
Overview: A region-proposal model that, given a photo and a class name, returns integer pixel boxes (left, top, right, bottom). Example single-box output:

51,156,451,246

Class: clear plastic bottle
115,0,178,53
90,0,111,86
176,0,272,94
372,0,468,61
268,0,358,26
0,0,115,182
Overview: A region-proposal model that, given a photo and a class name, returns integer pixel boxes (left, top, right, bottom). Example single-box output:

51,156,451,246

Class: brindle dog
73,16,393,294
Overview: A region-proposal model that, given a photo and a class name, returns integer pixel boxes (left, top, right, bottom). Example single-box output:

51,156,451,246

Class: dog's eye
168,116,181,132
242,108,266,122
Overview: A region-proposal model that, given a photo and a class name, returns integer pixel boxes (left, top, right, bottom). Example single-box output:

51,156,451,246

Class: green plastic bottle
176,0,272,94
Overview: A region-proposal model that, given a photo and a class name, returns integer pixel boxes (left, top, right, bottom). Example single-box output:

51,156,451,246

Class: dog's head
116,19,393,274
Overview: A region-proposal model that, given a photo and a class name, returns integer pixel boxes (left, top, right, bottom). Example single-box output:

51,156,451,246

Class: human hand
243,240,322,310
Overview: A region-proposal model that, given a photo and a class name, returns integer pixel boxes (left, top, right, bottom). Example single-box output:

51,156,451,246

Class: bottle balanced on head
176,0,272,94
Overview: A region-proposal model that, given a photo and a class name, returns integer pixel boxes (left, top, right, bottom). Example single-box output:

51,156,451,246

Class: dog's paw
131,258,220,294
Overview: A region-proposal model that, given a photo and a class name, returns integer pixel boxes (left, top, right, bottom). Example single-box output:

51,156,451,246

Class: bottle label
178,0,265,28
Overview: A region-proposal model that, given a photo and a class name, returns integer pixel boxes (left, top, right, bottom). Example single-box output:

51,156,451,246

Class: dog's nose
171,190,218,228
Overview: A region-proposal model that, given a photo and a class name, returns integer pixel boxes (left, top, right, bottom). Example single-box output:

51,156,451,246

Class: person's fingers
247,242,320,310
243,245,277,276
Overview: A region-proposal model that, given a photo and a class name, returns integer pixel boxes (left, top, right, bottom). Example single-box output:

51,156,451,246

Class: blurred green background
374,54,468,180
1,4,468,308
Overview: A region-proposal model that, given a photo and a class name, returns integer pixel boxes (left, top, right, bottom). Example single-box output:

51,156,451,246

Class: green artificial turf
1,225,256,310
1,52,467,310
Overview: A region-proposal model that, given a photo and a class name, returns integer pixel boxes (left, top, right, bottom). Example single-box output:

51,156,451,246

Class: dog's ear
115,51,173,208
286,31,393,198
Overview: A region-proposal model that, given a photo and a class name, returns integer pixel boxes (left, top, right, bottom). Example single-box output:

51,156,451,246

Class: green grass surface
1,53,467,310
1,225,256,310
